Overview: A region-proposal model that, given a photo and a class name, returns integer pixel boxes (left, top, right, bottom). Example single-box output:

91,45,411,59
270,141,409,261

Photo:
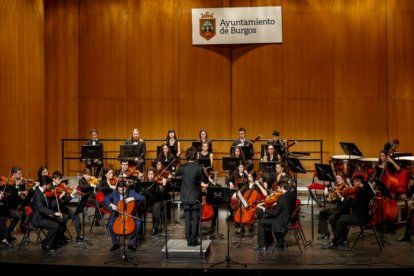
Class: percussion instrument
330,155,360,177
356,157,378,178
396,156,414,179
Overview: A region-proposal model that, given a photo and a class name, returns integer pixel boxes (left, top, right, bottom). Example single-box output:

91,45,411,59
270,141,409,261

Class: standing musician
124,128,146,172
267,130,286,161
230,127,254,171
176,147,207,247
50,170,83,242
198,128,213,153
255,179,296,251
317,172,350,240
104,180,145,251
165,129,181,158
31,176,67,252
84,128,103,177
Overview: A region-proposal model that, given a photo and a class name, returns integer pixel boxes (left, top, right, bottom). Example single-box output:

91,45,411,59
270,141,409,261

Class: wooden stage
1,195,414,275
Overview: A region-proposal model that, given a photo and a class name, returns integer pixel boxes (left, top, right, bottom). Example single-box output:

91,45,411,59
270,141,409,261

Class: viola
113,198,136,236
263,191,283,207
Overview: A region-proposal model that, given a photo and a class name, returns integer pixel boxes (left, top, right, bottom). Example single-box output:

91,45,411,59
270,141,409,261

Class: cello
112,187,137,236
234,181,263,225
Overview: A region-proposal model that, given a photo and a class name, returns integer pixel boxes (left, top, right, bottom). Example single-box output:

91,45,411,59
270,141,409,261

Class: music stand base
210,255,246,268
104,254,138,266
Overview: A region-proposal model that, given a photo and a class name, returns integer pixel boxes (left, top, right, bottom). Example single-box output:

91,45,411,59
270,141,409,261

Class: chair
273,199,310,253
307,172,329,208
18,210,46,250
89,191,111,234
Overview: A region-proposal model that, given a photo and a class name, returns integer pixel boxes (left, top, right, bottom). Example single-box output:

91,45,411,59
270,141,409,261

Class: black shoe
328,241,338,249
339,240,349,247
95,220,104,226
1,239,13,248
192,241,200,247
187,242,193,247
226,215,234,222
151,228,158,236
76,236,84,242
128,245,137,251
42,245,55,252
109,244,120,251
397,235,411,242
63,235,72,242
253,245,266,251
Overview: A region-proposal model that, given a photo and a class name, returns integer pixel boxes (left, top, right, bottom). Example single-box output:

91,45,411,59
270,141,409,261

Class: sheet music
236,190,249,209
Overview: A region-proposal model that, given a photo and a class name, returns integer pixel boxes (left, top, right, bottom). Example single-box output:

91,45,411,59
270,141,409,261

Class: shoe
109,244,120,251
339,240,349,247
253,245,266,251
328,241,338,249
76,236,84,242
42,245,55,252
397,235,411,242
187,242,193,247
236,227,245,234
128,245,137,251
192,241,200,247
151,228,158,236
63,235,72,242
1,239,13,248
317,233,328,239
226,215,234,222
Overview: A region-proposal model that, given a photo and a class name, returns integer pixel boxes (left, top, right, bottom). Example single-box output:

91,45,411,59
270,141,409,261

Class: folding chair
307,172,328,208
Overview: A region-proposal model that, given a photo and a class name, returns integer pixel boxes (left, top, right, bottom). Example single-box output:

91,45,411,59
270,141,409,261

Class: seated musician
31,176,67,252
155,161,172,222
0,216,12,248
397,182,414,242
230,127,254,171
198,128,213,153
50,170,83,243
327,175,373,249
78,168,102,226
235,170,267,234
84,128,103,177
267,130,286,161
104,180,145,251
227,162,248,221
317,172,350,240
255,179,296,251
124,128,146,172
229,146,246,176
98,167,117,197
158,142,178,171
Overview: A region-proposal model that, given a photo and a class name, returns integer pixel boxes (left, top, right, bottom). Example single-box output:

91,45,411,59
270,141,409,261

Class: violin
327,181,349,202
341,182,361,199
88,176,99,185
109,176,118,186
263,191,283,207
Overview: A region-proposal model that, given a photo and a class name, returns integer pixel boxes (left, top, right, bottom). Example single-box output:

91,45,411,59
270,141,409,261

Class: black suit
176,161,204,245
84,139,103,176
124,139,146,171
31,188,67,248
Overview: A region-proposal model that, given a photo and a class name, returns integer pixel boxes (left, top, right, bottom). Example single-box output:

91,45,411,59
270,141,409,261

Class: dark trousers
34,213,68,248
258,217,274,246
183,202,201,244
318,205,347,235
108,213,141,247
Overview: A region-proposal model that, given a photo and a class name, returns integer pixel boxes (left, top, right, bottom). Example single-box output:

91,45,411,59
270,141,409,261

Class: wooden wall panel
0,0,45,176
44,0,79,174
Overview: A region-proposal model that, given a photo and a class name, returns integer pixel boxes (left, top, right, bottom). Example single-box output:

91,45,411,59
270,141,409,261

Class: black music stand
168,145,178,157
259,161,277,172
192,141,202,152
197,158,211,169
119,144,140,159
340,142,363,177
135,182,157,234
260,144,269,157
222,157,242,173
81,145,103,160
170,177,182,224
286,157,306,192
73,192,92,249
210,187,246,268
205,186,227,239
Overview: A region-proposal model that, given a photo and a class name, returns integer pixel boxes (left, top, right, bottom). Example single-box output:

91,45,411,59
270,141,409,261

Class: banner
192,6,282,45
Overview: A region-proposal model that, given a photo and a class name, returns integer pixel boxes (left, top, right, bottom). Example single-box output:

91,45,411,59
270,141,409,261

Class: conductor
176,147,207,247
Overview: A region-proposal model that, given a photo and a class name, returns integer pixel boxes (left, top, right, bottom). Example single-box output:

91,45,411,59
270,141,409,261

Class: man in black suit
176,147,207,246
267,130,286,160
31,176,67,252
124,128,146,171
84,128,103,177
230,127,255,171
255,180,296,250
328,175,373,248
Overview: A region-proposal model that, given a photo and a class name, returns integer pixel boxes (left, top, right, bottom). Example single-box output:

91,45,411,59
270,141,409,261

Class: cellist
104,180,144,251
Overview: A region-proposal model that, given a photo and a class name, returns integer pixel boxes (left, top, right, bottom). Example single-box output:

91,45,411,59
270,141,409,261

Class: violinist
31,176,67,252
78,168,102,226
229,146,246,175
267,130,286,161
84,128,103,177
124,128,146,171
104,180,144,251
0,166,24,241
50,170,83,243
328,175,373,249
317,172,350,240
154,161,172,222
158,142,177,172
255,179,296,251
98,167,117,197
115,158,142,186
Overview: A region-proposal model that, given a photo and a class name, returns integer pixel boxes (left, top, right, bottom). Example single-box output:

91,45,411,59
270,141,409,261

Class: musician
98,167,117,197
50,170,83,242
165,129,181,158
227,162,248,221
328,175,373,249
176,147,207,247
255,179,296,250
0,217,12,248
37,165,50,180
397,182,414,242
198,128,213,153
0,166,24,241
267,130,286,160
104,180,145,251
124,128,146,171
229,146,246,175
198,142,214,174
84,128,103,177
31,176,67,252
114,158,142,185
317,172,350,240
158,142,178,173
78,168,102,226
369,149,401,183
155,161,172,222
230,127,254,171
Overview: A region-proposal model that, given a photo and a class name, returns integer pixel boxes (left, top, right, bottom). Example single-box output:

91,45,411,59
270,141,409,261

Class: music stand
309,164,335,240
286,158,306,192
206,186,228,239
135,182,157,234
169,177,182,224
340,142,363,178
197,158,211,169
119,144,140,159
259,161,277,172
73,192,92,249
81,145,103,160
210,187,246,268
222,157,242,172
168,145,178,157
192,142,202,152
260,144,269,157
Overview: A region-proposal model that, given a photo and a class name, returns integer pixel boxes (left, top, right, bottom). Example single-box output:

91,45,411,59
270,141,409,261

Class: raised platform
161,239,211,258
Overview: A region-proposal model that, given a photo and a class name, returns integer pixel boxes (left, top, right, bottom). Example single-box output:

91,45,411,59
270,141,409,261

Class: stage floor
1,198,414,274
